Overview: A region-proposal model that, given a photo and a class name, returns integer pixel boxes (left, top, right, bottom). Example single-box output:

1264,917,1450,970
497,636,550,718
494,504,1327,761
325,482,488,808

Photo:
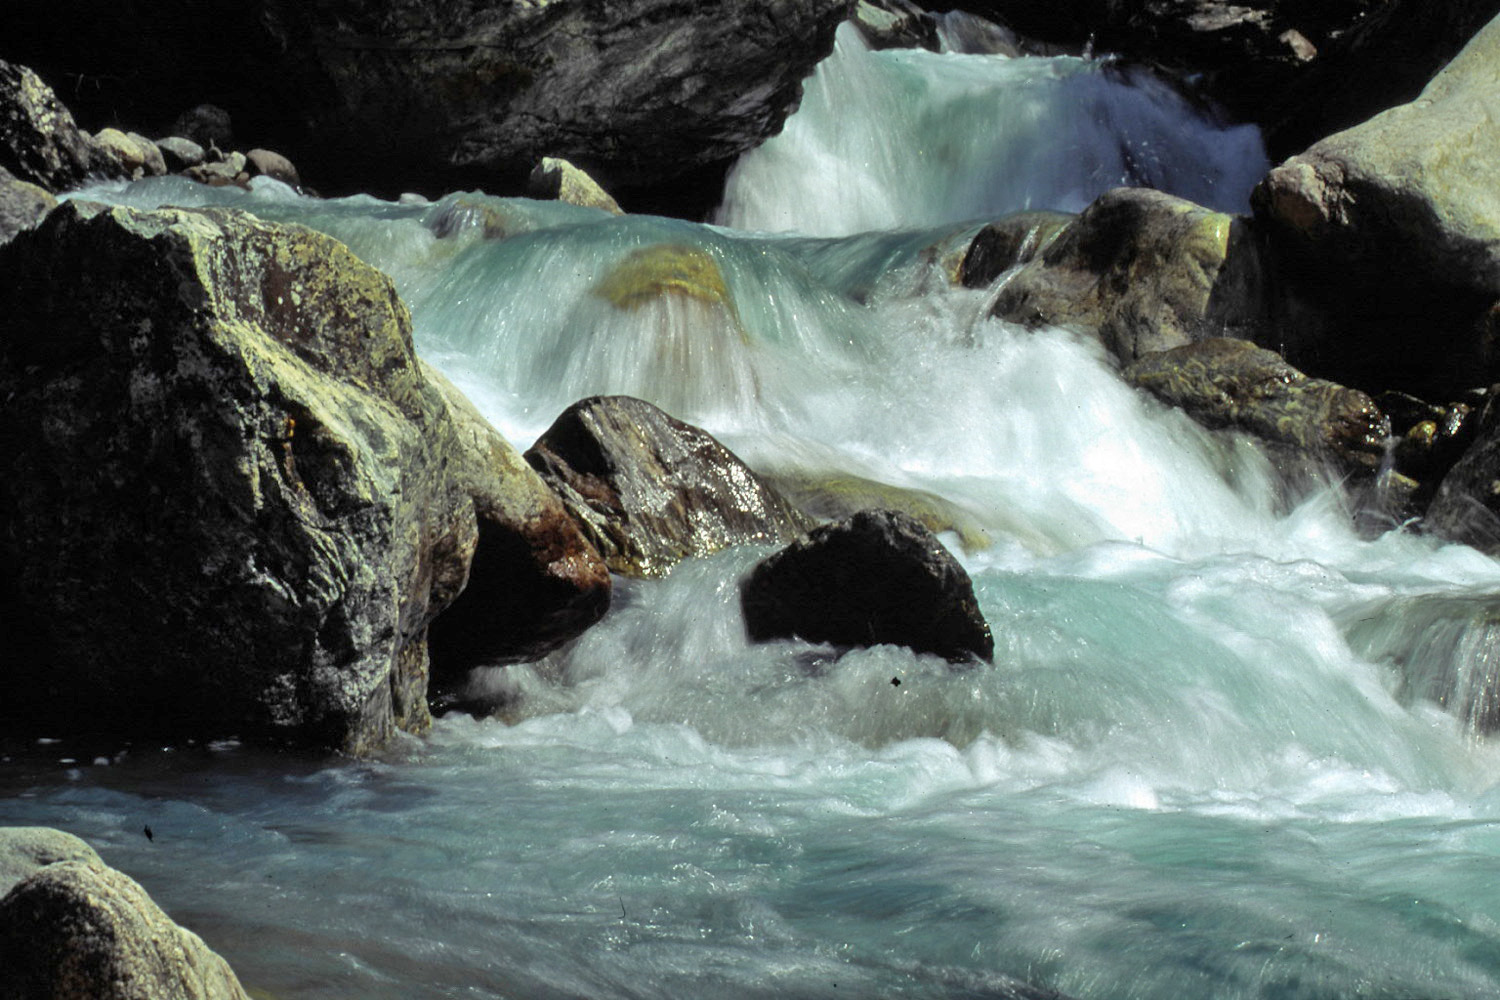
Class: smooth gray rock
0,164,56,244
0,828,102,897
156,135,206,171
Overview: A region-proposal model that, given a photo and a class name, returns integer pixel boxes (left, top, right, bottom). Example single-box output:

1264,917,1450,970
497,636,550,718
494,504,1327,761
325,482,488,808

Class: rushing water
10,21,1500,1000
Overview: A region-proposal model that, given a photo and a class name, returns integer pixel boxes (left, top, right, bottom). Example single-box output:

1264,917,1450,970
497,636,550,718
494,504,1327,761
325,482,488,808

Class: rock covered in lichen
0,59,100,191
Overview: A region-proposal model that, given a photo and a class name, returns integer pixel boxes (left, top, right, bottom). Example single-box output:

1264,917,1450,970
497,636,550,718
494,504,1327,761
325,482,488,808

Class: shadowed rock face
741,509,994,665
0,0,846,207
526,396,815,579
0,59,99,191
0,201,606,752
1253,11,1500,399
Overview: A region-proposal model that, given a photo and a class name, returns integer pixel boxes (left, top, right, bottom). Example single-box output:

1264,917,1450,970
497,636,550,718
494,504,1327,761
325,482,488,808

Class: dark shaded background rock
1123,338,1389,476
0,58,100,190
741,509,994,664
526,396,815,578
1252,12,1500,400
1424,389,1500,555
0,201,605,752
1,0,845,212
0,860,250,1000
989,188,1268,363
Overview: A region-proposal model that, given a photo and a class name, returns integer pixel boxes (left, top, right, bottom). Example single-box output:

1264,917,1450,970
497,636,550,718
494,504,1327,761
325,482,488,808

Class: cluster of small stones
92,107,300,190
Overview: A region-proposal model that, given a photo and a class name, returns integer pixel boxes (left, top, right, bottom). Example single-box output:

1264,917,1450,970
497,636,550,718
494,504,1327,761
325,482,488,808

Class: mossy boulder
593,244,737,314
1123,338,1389,475
0,60,100,191
0,201,606,752
1252,11,1500,398
990,188,1267,363
528,157,623,215
0,165,55,244
525,396,814,578
763,470,994,554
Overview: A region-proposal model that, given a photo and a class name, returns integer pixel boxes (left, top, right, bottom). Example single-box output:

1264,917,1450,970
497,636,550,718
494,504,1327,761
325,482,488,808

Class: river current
9,22,1500,1000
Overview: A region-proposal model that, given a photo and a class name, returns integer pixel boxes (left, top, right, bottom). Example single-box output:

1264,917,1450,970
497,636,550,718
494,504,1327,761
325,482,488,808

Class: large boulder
989,188,1267,363
1122,338,1389,475
0,59,99,191
525,396,815,578
740,509,994,664
0,201,605,752
0,860,250,1000
1252,12,1500,399
0,0,847,208
0,828,103,896
0,164,55,244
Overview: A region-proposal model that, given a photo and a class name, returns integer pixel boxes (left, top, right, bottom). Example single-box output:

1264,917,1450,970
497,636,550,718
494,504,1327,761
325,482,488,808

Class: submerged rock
593,244,735,312
990,188,1267,363
0,59,99,191
0,201,603,752
525,396,814,578
0,859,250,1000
528,157,623,215
741,509,994,664
1122,338,1389,475
959,210,1073,289
1253,12,1500,398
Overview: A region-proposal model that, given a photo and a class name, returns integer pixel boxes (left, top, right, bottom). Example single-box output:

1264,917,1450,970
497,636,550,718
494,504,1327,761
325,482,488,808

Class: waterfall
26,17,1500,1000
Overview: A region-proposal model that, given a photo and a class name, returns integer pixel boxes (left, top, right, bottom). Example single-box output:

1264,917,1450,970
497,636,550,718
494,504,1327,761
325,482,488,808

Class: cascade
13,16,1500,1000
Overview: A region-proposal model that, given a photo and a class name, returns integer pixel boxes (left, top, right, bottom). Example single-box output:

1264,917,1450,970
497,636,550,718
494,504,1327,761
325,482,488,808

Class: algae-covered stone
0,201,605,752
528,157,623,215
0,60,98,191
593,244,736,313
1123,338,1389,474
990,188,1266,363
526,396,814,578
0,164,55,244
0,861,251,1000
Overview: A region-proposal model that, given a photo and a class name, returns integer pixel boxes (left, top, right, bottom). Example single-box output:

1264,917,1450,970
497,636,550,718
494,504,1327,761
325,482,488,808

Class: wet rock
740,509,994,664
525,396,815,578
958,210,1073,289
852,0,940,52
990,188,1268,363
156,136,206,172
1252,12,1500,399
0,860,250,1000
245,147,300,187
1,1,846,208
1424,391,1500,554
0,165,55,244
0,201,599,753
1122,338,1389,475
763,470,994,554
1340,593,1500,734
0,828,102,896
0,60,98,190
424,365,611,679
593,244,735,313
527,156,622,215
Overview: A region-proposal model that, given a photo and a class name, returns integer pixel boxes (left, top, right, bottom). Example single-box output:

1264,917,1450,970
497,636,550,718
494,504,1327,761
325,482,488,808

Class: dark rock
0,59,98,190
1252,12,1500,399
184,159,248,188
852,0,940,52
1424,390,1500,554
990,188,1269,363
0,201,604,753
155,136,206,172
0,165,55,244
423,365,611,680
171,103,233,152
1340,593,1500,734
959,210,1073,289
740,509,994,664
0,0,847,210
525,396,815,578
244,147,300,187
0,860,250,1000
0,828,102,896
1122,338,1389,475
527,156,623,215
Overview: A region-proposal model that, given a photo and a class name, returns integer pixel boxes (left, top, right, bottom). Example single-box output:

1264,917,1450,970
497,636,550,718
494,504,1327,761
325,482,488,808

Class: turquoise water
10,21,1500,1000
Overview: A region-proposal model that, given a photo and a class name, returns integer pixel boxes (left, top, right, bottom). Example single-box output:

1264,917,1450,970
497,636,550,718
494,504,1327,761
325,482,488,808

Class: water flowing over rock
0,59,99,191
525,396,815,579
958,210,1072,289
989,188,1267,363
0,0,846,207
0,201,604,752
0,859,250,1000
741,509,994,664
1253,12,1500,399
1123,338,1389,476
